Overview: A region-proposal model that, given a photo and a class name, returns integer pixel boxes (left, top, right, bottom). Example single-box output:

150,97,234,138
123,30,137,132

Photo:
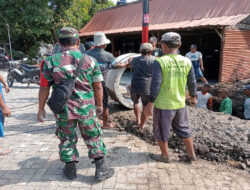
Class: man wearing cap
84,41,95,51
87,32,123,129
147,32,198,163
186,44,208,85
37,27,115,181
149,36,164,57
125,43,155,129
243,85,250,120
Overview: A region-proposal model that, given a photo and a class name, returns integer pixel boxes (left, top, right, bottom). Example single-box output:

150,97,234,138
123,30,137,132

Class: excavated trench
106,54,250,170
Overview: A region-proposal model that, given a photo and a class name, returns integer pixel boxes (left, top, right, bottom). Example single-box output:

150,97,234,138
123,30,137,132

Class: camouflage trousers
55,116,106,163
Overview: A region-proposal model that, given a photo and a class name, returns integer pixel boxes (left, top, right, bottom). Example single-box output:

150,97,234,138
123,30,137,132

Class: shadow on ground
0,146,191,186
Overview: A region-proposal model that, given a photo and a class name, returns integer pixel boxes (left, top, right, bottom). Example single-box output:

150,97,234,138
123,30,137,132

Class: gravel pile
110,104,250,170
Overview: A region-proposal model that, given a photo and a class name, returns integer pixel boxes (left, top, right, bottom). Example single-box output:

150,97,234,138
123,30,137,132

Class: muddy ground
108,102,250,171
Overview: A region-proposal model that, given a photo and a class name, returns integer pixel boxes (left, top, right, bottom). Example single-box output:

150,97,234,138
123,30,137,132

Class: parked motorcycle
0,52,10,69
7,59,40,87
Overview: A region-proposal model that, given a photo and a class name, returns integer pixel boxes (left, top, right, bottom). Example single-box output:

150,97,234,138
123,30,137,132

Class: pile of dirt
109,103,250,170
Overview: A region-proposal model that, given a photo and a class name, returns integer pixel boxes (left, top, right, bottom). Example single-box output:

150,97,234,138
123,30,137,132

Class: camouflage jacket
42,47,103,120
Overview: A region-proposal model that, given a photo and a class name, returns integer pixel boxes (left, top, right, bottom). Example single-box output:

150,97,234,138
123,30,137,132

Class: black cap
84,41,95,50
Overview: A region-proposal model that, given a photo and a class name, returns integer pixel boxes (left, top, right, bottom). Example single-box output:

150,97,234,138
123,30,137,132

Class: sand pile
110,104,250,170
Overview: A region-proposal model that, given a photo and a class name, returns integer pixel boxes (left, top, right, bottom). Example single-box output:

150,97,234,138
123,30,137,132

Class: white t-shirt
244,98,250,119
196,91,211,109
186,51,202,61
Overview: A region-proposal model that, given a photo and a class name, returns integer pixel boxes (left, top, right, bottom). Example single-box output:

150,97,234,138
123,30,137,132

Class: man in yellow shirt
147,32,198,163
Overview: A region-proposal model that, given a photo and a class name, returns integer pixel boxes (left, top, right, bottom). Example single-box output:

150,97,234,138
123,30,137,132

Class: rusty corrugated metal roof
79,0,250,36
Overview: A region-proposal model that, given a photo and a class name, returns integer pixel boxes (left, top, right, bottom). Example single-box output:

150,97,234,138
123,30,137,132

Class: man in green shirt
147,32,198,163
219,90,232,115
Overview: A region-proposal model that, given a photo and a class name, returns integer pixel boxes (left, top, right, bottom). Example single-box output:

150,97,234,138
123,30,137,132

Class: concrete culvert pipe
106,53,140,109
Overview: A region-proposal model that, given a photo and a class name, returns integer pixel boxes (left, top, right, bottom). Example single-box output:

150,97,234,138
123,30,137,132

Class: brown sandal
187,154,197,161
149,153,170,163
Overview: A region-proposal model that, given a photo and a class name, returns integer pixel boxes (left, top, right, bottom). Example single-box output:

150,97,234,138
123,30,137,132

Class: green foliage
0,0,54,53
0,0,114,57
28,43,41,59
64,0,92,30
62,0,114,30
89,0,114,17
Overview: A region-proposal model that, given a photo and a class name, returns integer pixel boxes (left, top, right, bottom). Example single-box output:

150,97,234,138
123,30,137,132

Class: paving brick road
0,73,249,190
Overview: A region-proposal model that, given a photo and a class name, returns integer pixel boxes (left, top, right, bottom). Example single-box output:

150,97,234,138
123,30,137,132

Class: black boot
94,158,115,181
63,162,77,180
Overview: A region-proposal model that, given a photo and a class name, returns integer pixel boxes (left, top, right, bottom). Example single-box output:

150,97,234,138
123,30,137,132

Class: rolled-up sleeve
91,58,103,82
149,60,162,102
40,61,49,87
42,59,53,81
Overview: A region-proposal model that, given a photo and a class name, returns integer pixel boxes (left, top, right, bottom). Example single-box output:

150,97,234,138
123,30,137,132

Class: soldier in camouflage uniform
37,27,115,181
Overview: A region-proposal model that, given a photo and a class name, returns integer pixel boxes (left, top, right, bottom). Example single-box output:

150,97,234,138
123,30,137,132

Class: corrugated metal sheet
220,30,250,83
79,0,250,36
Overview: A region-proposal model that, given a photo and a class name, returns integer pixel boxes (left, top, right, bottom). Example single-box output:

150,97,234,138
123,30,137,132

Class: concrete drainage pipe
106,53,140,109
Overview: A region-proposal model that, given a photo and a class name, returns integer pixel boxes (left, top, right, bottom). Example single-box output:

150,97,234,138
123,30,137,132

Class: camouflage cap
59,27,79,39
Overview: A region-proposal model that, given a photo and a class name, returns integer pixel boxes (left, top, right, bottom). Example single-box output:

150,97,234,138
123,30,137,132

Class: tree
89,0,114,17
0,0,114,54
63,0,114,30
0,0,54,52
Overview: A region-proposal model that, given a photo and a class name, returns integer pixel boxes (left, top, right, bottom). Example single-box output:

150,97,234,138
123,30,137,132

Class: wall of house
220,29,250,83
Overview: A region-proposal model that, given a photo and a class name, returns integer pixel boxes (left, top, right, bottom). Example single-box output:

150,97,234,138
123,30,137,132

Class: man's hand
37,110,46,122
199,58,204,71
115,62,124,68
146,102,154,116
116,62,130,69
189,96,198,106
2,105,11,117
96,106,103,116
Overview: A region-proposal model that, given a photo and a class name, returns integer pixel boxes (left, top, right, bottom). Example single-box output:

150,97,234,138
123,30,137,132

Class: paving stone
31,169,47,181
103,177,116,189
160,185,183,190
91,181,104,190
10,186,35,190
0,79,249,190
137,184,149,190
115,183,137,189
0,179,8,186
127,177,148,184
